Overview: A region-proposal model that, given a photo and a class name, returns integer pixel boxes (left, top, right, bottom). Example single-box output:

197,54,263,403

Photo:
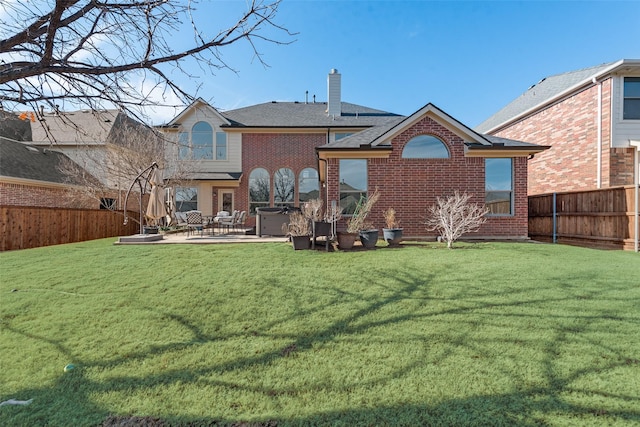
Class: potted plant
302,198,331,237
382,208,403,246
283,211,311,250
339,187,380,249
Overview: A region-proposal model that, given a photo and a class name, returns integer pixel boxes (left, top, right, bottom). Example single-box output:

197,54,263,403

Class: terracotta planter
382,228,403,246
359,229,379,249
291,235,310,250
337,232,358,250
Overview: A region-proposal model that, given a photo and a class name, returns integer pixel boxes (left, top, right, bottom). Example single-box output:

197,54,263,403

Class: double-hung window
623,77,640,120
485,158,513,215
176,187,198,212
339,159,367,215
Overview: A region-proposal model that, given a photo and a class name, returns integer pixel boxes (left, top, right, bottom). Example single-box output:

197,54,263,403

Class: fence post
552,192,557,244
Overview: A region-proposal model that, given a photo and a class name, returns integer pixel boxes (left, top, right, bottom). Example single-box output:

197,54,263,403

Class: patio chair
186,210,206,237
218,210,239,234
175,211,188,230
234,210,247,233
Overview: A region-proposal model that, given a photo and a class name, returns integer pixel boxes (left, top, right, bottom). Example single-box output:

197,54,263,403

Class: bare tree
273,168,294,206
0,0,294,120
425,192,489,249
57,117,196,222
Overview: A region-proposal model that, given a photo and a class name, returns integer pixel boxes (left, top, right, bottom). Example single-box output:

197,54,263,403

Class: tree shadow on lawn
2,267,639,426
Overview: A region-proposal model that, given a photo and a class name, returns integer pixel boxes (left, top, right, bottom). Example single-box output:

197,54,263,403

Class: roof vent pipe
327,69,341,117
305,90,308,104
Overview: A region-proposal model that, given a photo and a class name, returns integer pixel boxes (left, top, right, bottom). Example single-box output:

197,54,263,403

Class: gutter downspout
593,77,603,188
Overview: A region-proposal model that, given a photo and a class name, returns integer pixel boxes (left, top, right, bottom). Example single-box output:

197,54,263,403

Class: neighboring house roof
0,110,32,141
30,109,121,143
0,137,92,185
476,59,640,133
221,101,401,128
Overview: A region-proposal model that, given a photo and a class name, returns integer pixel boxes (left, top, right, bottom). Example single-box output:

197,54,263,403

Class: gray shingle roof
0,137,91,185
318,117,405,148
482,135,549,148
221,101,401,128
30,109,121,143
476,61,619,133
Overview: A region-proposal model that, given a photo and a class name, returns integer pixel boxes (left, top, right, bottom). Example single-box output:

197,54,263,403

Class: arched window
298,168,319,203
401,135,449,158
191,121,213,160
274,168,295,208
249,168,270,214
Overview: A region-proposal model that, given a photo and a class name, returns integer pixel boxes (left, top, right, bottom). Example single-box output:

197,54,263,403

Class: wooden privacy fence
0,206,140,251
528,186,638,251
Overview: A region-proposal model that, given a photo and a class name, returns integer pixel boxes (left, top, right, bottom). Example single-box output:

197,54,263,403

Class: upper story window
623,77,640,120
402,135,449,158
216,132,227,160
339,159,367,215
485,158,513,215
177,122,227,160
192,121,213,160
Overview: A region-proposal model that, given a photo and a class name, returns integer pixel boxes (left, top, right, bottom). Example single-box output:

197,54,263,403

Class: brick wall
0,181,143,212
239,133,326,226
326,116,530,238
0,182,96,208
493,79,635,194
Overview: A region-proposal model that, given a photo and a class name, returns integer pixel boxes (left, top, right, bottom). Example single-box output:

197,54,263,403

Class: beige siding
611,75,640,148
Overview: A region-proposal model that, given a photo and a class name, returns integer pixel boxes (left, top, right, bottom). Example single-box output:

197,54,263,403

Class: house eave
464,145,550,157
316,146,392,160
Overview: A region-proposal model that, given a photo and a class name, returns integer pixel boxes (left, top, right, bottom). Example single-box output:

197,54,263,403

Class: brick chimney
327,69,341,117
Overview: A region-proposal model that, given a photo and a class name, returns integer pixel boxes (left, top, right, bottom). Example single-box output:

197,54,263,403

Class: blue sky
151,0,640,127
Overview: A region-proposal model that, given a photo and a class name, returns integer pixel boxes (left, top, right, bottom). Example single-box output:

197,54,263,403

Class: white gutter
631,139,640,253
593,77,602,188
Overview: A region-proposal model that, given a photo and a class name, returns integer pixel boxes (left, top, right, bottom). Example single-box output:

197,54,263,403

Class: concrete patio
115,231,287,245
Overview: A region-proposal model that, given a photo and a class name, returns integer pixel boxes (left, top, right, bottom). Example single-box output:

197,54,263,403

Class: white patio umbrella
145,168,167,226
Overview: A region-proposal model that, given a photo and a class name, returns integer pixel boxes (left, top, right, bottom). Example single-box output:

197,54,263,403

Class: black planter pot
313,221,331,236
143,226,159,234
291,235,311,250
359,229,379,249
382,228,403,246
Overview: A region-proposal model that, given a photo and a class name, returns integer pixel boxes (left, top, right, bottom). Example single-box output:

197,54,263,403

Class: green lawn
1,239,639,426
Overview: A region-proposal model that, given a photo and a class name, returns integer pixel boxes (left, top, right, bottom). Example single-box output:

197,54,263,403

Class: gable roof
318,102,548,156
221,101,401,128
164,98,231,128
476,59,640,133
0,137,93,185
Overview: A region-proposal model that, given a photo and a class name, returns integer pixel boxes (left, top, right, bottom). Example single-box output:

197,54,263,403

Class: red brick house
161,70,547,239
476,59,640,196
